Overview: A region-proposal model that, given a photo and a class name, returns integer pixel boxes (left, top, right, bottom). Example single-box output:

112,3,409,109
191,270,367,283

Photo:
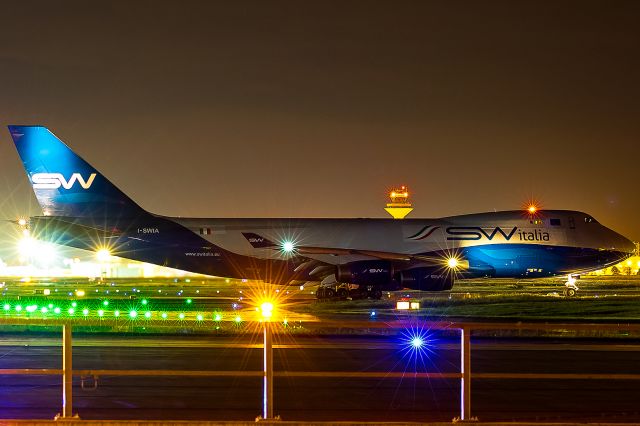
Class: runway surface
3,276,640,325
2,276,640,422
1,334,640,423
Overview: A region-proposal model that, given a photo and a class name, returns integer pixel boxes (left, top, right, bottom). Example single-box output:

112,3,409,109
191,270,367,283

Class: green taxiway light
161,312,167,319
71,302,77,308
196,314,203,321
68,308,75,315
48,304,54,309
114,310,120,317
144,311,151,318
103,300,109,306
214,313,222,321
98,309,104,317
178,313,185,320
54,307,61,314
141,299,148,305
41,307,48,314
186,299,192,304
15,305,22,312
129,310,137,318
82,309,89,316
235,315,242,323
3,304,10,311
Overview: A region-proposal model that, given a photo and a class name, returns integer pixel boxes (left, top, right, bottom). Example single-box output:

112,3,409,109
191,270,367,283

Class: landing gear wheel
324,288,336,299
365,288,382,300
316,287,326,299
337,288,349,299
563,274,579,298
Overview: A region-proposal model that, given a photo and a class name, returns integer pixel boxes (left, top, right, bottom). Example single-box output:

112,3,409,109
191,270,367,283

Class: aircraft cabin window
550,218,561,226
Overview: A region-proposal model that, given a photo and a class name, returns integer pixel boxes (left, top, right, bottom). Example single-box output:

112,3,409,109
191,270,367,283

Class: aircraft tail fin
8,125,146,218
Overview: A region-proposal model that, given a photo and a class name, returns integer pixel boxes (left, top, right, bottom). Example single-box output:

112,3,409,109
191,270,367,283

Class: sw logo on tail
32,173,97,190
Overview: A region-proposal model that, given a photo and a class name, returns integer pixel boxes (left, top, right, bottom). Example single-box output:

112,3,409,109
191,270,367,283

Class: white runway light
96,249,111,262
282,241,295,253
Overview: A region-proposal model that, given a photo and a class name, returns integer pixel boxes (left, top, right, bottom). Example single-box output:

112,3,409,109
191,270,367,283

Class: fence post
263,321,274,419
461,326,471,420
62,323,73,418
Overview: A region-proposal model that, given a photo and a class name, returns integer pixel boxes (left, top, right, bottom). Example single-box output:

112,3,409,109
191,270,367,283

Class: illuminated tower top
385,185,413,219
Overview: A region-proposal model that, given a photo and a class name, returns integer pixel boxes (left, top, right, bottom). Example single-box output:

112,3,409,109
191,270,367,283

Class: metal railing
2,318,640,421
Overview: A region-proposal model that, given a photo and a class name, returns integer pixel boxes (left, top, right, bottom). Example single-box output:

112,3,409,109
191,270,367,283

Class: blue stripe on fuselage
458,244,630,277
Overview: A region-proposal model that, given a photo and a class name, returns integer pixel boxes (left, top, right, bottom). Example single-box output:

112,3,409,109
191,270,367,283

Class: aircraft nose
616,233,636,254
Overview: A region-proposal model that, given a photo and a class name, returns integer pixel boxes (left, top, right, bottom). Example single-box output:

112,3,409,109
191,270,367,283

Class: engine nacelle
397,268,454,291
335,261,394,286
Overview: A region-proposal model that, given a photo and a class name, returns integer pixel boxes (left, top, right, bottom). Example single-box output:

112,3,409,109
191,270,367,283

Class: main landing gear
316,284,383,300
563,274,579,297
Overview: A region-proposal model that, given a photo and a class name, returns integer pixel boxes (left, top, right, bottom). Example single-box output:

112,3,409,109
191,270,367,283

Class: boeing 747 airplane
8,126,635,298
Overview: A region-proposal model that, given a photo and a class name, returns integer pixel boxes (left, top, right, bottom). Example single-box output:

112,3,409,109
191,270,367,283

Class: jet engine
335,261,395,287
397,268,454,291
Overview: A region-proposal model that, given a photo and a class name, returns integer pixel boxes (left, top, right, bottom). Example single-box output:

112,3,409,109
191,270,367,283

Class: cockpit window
584,216,598,224
550,218,561,226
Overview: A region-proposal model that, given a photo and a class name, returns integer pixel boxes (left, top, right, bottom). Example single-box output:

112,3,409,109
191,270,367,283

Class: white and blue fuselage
9,126,635,292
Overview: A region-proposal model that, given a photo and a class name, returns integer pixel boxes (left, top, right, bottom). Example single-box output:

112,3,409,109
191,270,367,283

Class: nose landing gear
563,274,579,297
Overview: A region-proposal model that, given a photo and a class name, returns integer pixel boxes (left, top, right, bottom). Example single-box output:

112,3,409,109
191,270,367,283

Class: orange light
260,301,274,320
389,186,409,200
522,197,542,215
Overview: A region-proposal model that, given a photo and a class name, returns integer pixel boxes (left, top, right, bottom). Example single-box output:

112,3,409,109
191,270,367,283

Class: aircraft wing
241,232,457,266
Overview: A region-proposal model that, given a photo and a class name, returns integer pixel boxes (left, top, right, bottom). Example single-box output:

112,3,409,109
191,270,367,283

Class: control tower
384,185,413,219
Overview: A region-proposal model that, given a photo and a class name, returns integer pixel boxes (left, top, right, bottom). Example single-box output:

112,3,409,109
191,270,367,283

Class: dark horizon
1,0,638,241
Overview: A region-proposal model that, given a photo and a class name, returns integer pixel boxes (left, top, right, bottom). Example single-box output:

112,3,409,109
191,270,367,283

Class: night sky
1,0,639,242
